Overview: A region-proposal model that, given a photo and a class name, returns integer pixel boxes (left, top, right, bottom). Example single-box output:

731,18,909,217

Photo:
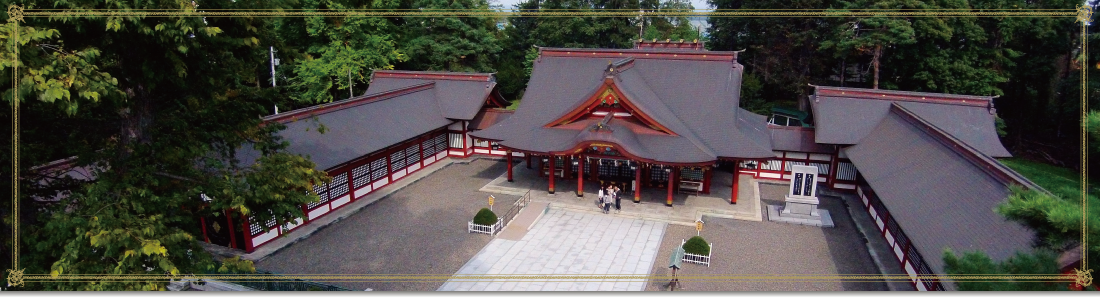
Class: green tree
707,0,839,106
943,249,1064,291
820,0,919,90
495,0,642,101
398,0,501,72
944,186,1097,291
4,0,330,290
640,0,700,42
282,0,407,104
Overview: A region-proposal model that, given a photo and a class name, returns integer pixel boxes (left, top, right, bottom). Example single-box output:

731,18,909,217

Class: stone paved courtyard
643,182,889,291
438,208,667,291
252,158,888,292
254,159,508,291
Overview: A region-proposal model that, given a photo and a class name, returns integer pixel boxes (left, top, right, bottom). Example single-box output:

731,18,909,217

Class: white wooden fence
681,239,713,267
468,217,504,235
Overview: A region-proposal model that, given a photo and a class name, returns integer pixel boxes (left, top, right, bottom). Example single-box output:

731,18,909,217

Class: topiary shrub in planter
473,208,498,226
683,236,710,255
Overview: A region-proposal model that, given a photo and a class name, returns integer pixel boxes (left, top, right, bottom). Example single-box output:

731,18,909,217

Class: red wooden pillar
506,150,514,182
548,156,556,194
731,160,740,204
828,149,840,187
666,168,674,206
634,163,642,202
577,155,585,197
702,167,712,194
226,209,238,249
386,151,393,182
240,214,254,253
200,216,211,243
526,154,532,169
419,137,424,167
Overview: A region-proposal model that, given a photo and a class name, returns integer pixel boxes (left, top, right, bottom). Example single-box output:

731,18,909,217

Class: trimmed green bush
683,236,710,255
473,208,498,226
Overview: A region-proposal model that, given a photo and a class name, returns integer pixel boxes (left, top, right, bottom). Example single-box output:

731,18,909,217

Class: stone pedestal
767,165,834,227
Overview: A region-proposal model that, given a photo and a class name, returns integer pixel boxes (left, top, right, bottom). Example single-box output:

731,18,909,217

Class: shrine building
171,41,1043,291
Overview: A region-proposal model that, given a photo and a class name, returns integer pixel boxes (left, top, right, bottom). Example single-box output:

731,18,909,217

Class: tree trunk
840,59,846,87
873,44,882,90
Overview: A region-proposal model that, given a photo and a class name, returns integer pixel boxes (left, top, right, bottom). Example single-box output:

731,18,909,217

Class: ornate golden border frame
4,5,1092,290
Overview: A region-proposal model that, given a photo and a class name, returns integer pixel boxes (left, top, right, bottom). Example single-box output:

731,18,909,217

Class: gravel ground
255,159,507,291
644,182,887,291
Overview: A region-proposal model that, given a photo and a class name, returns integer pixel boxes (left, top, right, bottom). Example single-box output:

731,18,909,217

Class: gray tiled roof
241,86,449,171
472,48,774,163
365,70,498,121
845,104,1037,276
810,86,1011,157
239,71,494,171
769,126,834,153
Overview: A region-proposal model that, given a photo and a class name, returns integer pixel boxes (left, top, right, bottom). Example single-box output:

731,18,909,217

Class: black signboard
803,174,814,196
792,173,803,196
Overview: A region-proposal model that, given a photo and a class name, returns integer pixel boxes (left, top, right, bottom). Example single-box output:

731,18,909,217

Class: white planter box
681,239,713,267
468,217,504,235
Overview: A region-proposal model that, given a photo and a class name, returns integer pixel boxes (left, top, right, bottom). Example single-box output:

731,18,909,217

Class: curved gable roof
810,86,1010,157
472,47,774,163
365,70,500,120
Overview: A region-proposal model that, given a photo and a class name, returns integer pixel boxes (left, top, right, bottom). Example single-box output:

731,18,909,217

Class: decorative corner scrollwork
1076,268,1093,288
1077,4,1093,24
6,268,25,287
7,4,24,23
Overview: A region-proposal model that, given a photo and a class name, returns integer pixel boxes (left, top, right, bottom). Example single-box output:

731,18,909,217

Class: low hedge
473,208,498,226
683,236,710,255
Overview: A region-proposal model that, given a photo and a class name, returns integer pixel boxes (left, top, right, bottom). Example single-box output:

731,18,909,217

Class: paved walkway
497,201,550,241
480,162,762,226
438,208,667,291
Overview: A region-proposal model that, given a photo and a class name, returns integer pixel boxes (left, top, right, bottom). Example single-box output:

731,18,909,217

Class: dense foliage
473,208,498,226
682,236,709,255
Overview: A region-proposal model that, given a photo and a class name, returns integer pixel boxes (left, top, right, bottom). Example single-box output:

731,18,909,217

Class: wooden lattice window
329,172,348,198
404,144,420,166
353,164,371,188
681,168,704,181
390,150,406,170
370,158,387,182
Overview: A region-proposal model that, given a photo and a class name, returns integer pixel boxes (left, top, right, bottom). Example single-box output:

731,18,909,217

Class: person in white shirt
607,184,616,212
597,185,605,208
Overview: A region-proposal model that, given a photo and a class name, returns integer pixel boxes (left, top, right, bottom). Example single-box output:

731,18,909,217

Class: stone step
497,201,550,241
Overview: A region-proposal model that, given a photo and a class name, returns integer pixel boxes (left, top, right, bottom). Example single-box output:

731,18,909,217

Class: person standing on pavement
597,185,605,208
602,186,612,214
613,184,622,213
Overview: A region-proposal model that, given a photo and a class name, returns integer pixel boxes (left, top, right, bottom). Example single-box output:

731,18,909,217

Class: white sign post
489,195,495,211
